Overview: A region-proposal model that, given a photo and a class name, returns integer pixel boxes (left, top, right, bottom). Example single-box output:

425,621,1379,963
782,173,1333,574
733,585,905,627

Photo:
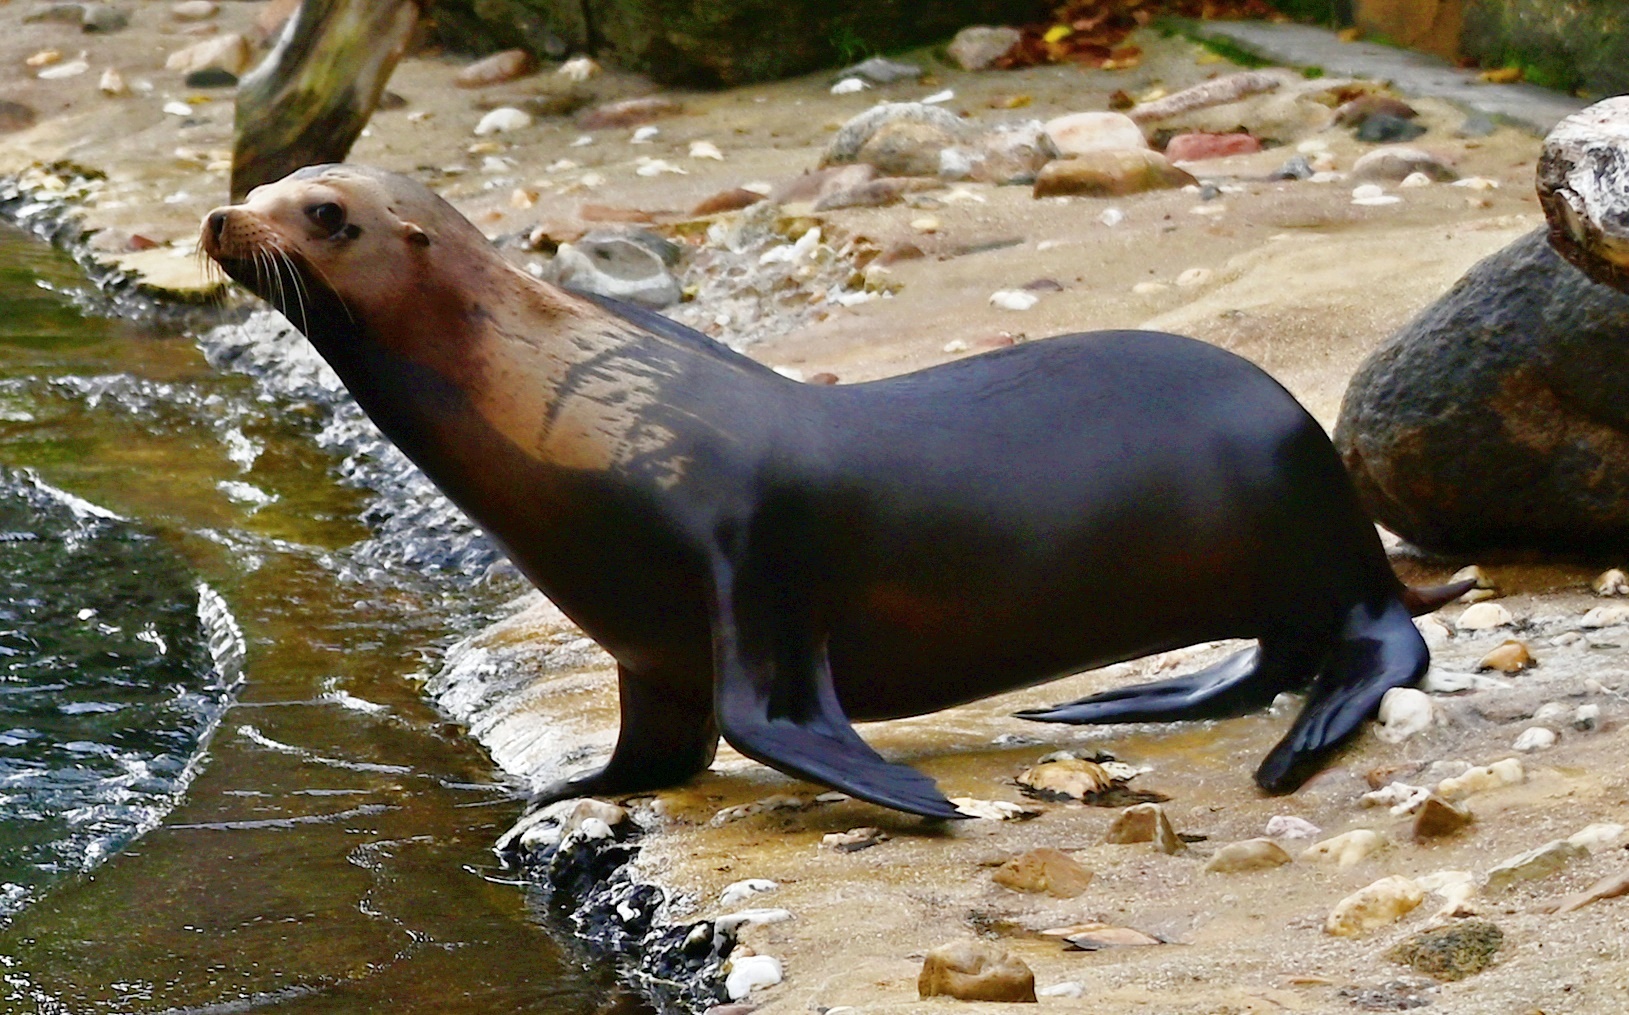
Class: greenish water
0,223,624,1013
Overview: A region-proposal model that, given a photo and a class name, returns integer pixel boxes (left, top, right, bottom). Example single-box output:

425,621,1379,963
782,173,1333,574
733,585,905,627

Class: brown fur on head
199,164,534,350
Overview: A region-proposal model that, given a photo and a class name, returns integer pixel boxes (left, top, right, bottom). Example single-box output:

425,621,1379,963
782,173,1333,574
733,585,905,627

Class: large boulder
427,0,1051,86
1334,229,1629,555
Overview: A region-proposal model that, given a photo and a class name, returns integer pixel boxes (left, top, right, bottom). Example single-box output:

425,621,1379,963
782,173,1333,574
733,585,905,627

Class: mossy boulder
428,0,1052,86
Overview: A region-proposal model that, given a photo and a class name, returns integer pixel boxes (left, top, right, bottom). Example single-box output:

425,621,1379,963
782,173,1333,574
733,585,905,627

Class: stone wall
426,0,1052,86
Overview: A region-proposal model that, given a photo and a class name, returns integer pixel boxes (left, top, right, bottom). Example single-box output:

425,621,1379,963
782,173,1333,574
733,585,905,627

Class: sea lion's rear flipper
710,572,965,820
1254,595,1428,794
1014,640,1322,725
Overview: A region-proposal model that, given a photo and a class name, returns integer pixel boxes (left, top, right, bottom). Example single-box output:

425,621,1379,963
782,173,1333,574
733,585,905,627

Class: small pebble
1105,802,1183,853
689,140,724,160
1386,920,1503,980
1567,822,1625,852
1581,605,1629,628
455,49,534,88
98,67,127,96
1415,615,1451,649
557,56,600,82
724,955,782,1000
1175,267,1212,287
171,1,219,21
1457,602,1513,631
1412,794,1473,840
1437,758,1523,799
38,60,90,80
1325,876,1424,936
1399,171,1434,188
1351,183,1402,206
1592,569,1628,596
1574,704,1601,730
919,940,1036,1003
1477,640,1533,673
1303,829,1388,867
719,879,779,908
1265,815,1320,839
910,216,940,233
1098,207,1124,227
830,77,868,95
1132,281,1169,295
163,100,194,116
1486,839,1585,891
992,847,1093,898
1204,838,1291,873
1037,981,1085,999
1513,726,1557,752
1375,687,1435,743
822,826,886,852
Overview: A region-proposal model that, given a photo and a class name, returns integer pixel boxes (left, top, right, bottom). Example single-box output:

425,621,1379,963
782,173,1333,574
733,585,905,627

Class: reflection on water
0,222,627,1012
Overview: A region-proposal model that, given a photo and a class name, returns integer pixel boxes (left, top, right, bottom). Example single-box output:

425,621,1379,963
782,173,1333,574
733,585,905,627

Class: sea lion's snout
199,205,241,262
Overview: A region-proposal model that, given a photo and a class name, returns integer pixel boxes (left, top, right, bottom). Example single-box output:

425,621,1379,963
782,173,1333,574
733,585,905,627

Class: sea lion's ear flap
404,222,431,247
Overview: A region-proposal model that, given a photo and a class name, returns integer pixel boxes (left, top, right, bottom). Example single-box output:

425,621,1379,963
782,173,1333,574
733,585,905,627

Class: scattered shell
921,89,955,104
38,60,90,80
919,940,1036,1003
631,125,660,143
1375,687,1436,743
1037,981,1085,998
1456,602,1513,631
1351,183,1402,206
989,290,1039,311
719,879,779,908
992,847,1093,898
714,908,792,939
1264,815,1321,839
1437,758,1523,799
1413,795,1473,840
950,797,1040,821
474,107,532,136
1592,569,1629,596
1486,839,1586,892
710,794,807,827
25,50,62,69
725,954,783,1000
1132,281,1170,295
1362,782,1431,816
830,77,869,95
1325,876,1424,936
1399,171,1434,188
1054,923,1162,950
557,56,600,82
1477,640,1533,673
163,100,194,117
164,33,251,76
822,826,886,852
689,140,724,160
98,67,127,96
1513,726,1557,752
1581,604,1629,628
1175,267,1213,287
910,216,940,233
1419,869,1479,918
1303,829,1389,867
1204,838,1292,873
634,157,685,176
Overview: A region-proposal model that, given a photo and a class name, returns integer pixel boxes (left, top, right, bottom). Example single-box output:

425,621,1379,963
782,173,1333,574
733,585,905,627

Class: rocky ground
5,3,1629,1013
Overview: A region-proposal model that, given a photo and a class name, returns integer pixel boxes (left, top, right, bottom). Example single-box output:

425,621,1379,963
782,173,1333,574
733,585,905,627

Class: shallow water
0,223,625,1013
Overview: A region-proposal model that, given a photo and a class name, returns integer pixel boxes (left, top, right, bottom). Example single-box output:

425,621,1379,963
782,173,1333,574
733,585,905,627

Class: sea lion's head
200,164,500,344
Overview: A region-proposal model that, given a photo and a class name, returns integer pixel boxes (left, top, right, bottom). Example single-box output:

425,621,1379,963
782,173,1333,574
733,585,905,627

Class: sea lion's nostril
207,210,228,241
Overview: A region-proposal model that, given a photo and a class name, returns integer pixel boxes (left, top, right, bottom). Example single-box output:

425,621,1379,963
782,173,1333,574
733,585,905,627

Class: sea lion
201,165,1466,819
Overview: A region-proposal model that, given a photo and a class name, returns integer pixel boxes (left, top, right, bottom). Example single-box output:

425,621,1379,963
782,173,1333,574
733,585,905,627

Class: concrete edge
1169,18,1588,137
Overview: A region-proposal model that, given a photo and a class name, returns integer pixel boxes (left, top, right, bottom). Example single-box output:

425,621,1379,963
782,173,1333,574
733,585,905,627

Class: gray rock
1355,112,1427,143
80,3,127,31
822,102,974,169
836,56,922,84
1335,229,1629,554
549,229,682,308
948,25,1021,71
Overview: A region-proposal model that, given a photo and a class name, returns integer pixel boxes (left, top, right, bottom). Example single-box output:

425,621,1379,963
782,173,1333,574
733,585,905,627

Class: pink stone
1165,132,1262,162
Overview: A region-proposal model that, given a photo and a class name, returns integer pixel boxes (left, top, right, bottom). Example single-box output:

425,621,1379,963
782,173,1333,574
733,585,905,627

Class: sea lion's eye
305,202,346,236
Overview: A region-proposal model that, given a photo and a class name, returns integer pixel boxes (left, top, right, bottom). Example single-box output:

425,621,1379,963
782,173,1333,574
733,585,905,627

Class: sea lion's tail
1402,579,1476,617
1255,594,1429,794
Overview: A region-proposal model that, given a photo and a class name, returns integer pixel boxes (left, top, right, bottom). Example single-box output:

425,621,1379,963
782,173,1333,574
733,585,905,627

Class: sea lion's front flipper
528,663,719,810
710,572,964,820
1254,596,1428,794
1015,640,1322,725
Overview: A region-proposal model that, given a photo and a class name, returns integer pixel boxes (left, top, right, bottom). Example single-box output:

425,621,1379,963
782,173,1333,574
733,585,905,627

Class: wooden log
1538,96,1629,294
231,0,421,201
